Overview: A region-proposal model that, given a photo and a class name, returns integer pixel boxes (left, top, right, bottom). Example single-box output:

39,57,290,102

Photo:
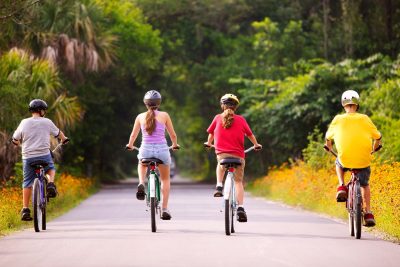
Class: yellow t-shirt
325,113,381,168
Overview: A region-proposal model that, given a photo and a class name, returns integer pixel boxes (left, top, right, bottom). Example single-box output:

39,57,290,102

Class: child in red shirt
205,94,262,222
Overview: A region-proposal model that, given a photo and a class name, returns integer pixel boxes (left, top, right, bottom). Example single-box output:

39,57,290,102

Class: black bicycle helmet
143,90,162,107
29,99,48,112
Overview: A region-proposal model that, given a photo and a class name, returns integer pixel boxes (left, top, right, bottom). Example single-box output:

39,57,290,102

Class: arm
58,130,69,144
126,115,141,148
372,135,382,152
324,139,333,151
205,133,214,146
247,134,262,149
165,113,179,148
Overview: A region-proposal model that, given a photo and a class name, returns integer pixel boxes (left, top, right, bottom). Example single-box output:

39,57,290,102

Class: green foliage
302,128,332,170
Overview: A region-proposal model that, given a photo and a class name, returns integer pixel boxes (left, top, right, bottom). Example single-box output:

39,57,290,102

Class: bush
248,161,400,241
0,174,96,235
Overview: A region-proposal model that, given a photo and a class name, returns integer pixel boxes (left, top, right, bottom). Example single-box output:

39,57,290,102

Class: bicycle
126,145,179,233
324,144,381,239
204,144,260,235
31,139,69,232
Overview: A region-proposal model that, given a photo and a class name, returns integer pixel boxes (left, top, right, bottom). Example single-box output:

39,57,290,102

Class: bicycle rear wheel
354,182,362,239
32,179,42,232
225,199,232,236
150,197,157,232
348,211,354,236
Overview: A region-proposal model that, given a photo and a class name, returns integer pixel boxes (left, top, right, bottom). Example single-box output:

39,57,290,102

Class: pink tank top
140,111,167,144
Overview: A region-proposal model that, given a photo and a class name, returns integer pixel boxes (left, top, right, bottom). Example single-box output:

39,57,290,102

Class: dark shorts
335,158,371,186
22,153,55,188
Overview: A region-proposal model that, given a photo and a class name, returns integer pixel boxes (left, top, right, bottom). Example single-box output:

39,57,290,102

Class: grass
0,174,97,236
247,161,400,242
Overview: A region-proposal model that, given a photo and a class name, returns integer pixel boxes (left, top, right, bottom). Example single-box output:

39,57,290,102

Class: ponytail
222,108,235,129
145,108,156,135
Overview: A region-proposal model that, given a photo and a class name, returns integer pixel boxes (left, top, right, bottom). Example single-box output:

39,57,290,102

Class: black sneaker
237,207,247,222
21,208,33,221
46,182,57,198
213,186,223,197
136,184,145,200
161,210,172,220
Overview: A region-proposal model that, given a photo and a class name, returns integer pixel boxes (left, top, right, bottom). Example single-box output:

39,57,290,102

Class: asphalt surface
1,176,399,267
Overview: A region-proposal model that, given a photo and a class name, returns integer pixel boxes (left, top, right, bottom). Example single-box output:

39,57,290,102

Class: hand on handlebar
204,142,213,150
254,144,262,151
171,144,180,151
62,138,70,145
371,144,382,154
125,144,136,151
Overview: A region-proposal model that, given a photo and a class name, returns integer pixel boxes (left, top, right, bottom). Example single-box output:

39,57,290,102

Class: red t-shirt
207,114,253,158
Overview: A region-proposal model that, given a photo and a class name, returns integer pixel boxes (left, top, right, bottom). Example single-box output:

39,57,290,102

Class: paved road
1,177,399,267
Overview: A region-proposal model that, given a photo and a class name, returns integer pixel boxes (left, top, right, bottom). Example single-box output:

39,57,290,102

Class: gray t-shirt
13,117,60,159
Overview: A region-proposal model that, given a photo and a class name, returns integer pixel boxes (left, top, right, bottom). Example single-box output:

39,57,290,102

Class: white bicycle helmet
341,90,360,107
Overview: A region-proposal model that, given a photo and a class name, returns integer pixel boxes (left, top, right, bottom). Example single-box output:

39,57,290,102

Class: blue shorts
335,158,371,186
22,153,55,188
138,143,171,166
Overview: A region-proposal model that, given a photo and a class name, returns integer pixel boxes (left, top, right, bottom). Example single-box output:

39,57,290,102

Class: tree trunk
322,0,330,59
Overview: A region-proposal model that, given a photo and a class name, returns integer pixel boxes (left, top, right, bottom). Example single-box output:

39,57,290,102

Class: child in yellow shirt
324,90,382,227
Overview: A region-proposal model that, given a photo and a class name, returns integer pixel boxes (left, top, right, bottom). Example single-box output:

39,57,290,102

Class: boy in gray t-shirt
12,99,69,221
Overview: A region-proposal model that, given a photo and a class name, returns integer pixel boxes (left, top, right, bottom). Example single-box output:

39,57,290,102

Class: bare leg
45,169,55,183
361,185,371,212
23,188,32,208
158,164,170,209
335,165,345,185
216,165,224,185
137,163,147,185
235,180,244,205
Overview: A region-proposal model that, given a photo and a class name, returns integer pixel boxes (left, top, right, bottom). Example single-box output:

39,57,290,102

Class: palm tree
25,0,116,76
0,48,82,179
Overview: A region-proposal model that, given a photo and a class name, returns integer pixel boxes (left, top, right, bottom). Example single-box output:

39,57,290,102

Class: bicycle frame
33,168,47,209
147,163,161,204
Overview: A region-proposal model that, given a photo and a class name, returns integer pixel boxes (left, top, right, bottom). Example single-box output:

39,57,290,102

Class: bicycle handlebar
52,138,70,154
204,143,262,153
125,145,180,151
323,144,382,158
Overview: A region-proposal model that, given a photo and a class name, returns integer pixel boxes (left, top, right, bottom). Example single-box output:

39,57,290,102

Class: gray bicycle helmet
143,90,162,107
29,99,48,112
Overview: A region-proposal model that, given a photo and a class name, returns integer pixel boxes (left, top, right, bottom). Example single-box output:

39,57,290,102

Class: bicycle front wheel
150,197,157,232
32,179,42,232
354,182,362,239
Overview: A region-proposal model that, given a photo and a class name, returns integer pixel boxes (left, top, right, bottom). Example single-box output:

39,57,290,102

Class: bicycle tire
348,211,354,236
225,199,232,235
150,197,157,232
354,182,362,239
32,179,41,232
231,204,235,233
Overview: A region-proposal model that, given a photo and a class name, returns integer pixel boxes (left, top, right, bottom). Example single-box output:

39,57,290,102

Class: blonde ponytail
222,108,235,129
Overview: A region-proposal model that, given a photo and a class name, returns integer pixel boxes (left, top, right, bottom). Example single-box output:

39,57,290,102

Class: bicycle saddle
141,158,164,165
29,160,48,169
220,158,242,166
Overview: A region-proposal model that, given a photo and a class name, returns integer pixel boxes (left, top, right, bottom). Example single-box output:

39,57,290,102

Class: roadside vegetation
0,174,96,236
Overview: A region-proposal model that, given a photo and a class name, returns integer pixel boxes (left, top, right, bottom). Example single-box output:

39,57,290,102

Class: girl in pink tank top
126,90,179,220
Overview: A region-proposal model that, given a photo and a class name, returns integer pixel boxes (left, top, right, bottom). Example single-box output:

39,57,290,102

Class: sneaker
213,186,223,197
46,182,58,198
364,212,376,227
161,209,172,220
336,185,348,202
236,207,247,222
136,184,145,200
21,208,33,221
